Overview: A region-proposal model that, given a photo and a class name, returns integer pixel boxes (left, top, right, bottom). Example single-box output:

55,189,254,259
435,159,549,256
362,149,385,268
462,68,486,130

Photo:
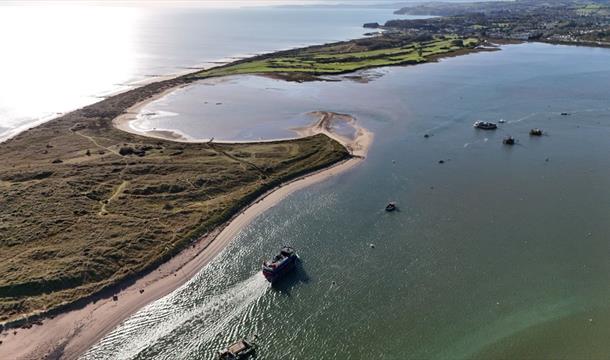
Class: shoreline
0,108,371,360
113,84,193,142
0,68,199,146
0,158,363,360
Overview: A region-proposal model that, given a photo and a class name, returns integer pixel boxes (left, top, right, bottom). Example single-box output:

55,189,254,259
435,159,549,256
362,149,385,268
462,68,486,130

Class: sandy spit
1,103,372,360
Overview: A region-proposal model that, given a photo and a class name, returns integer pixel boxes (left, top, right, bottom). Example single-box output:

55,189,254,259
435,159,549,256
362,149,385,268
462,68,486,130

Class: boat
385,202,397,212
217,339,255,360
503,136,516,145
262,247,298,282
529,128,543,136
473,121,498,130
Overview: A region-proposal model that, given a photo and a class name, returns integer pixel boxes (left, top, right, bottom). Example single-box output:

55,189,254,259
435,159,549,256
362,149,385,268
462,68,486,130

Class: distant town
366,0,610,47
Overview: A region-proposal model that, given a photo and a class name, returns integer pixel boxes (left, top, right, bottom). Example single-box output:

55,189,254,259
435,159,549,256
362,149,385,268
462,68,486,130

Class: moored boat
262,247,298,282
473,121,498,130
217,338,255,360
385,202,397,212
503,136,516,145
529,128,543,136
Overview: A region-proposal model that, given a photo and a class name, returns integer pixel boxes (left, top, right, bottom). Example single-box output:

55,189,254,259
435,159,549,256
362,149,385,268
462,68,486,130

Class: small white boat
473,121,498,130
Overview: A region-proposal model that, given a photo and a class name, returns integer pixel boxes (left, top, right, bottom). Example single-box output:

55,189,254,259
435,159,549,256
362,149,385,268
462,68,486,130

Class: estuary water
84,43,610,359
0,3,419,142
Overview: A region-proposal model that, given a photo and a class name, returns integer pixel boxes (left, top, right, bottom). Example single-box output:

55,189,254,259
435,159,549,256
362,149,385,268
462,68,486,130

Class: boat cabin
218,339,255,360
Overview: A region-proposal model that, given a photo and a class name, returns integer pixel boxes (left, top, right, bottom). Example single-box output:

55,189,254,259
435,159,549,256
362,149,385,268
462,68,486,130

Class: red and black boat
262,247,298,282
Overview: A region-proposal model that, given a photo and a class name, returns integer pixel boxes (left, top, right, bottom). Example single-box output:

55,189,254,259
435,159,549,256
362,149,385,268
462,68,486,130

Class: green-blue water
84,43,610,359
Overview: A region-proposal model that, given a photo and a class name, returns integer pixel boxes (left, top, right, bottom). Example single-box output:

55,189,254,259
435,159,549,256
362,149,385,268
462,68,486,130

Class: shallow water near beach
84,43,610,359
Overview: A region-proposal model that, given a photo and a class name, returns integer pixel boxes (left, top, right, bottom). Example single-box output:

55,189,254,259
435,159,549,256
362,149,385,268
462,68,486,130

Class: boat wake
506,112,538,124
81,274,269,360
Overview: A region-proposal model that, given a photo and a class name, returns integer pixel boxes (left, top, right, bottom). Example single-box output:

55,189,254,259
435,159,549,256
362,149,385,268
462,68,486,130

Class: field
576,4,610,16
194,35,479,79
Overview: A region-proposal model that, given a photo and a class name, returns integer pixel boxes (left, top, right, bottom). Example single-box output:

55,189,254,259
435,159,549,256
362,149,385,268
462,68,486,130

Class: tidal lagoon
0,3,419,142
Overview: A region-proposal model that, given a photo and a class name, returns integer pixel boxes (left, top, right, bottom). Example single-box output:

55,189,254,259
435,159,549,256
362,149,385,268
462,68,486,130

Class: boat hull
473,121,497,130
262,255,297,282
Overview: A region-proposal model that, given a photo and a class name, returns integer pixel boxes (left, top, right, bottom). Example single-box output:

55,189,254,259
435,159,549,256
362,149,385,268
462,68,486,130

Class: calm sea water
0,4,421,142
83,43,610,359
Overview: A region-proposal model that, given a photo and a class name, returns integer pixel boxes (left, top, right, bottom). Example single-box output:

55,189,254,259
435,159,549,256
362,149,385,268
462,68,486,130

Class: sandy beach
113,84,192,142
0,90,372,359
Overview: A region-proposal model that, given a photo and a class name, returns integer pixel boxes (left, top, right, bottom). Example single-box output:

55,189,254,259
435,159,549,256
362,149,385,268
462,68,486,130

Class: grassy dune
0,77,349,324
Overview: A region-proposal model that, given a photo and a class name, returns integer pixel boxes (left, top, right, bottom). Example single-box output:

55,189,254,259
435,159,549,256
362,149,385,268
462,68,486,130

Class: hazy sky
0,0,473,8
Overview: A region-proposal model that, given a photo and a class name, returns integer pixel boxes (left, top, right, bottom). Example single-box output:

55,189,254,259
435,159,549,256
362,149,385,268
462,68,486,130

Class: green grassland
576,3,610,16
194,36,479,79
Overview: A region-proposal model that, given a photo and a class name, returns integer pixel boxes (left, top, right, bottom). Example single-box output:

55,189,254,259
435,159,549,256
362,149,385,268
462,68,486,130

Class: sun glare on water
0,4,137,129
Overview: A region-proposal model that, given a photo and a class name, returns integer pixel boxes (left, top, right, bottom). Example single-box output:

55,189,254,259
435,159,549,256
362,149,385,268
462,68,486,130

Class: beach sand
294,111,373,158
0,97,372,360
112,85,192,142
